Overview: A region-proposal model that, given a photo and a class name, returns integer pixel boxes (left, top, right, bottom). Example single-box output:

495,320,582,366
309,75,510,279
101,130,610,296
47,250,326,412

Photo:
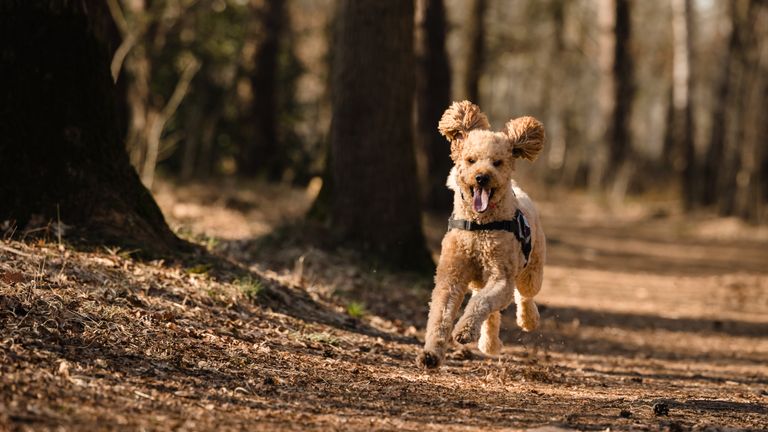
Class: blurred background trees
74,0,768,227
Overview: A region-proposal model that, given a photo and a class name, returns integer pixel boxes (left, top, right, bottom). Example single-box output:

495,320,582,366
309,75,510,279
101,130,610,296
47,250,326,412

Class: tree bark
329,0,432,271
416,0,453,211
464,0,487,103
0,1,183,254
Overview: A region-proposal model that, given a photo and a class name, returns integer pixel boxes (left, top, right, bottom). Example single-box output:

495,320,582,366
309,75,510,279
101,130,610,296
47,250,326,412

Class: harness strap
448,209,533,266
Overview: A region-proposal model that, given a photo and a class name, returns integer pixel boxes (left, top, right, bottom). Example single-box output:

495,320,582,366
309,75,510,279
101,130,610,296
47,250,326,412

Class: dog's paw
416,350,441,369
516,299,540,332
452,324,479,345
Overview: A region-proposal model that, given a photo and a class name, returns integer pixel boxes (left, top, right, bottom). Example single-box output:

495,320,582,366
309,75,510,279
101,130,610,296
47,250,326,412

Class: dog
416,101,546,369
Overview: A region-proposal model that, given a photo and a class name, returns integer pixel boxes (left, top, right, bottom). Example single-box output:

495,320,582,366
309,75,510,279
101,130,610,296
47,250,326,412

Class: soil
1,179,767,431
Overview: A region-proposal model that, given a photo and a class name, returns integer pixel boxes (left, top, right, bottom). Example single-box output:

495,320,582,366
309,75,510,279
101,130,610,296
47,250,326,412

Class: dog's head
438,101,544,214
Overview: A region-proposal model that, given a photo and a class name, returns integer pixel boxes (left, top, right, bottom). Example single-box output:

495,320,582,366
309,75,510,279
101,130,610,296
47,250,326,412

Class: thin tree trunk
416,0,453,211
702,3,734,207
111,0,198,187
542,0,568,183
464,0,487,103
240,0,285,180
669,0,697,209
604,0,635,197
141,58,200,188
329,0,432,271
588,0,615,191
0,1,183,254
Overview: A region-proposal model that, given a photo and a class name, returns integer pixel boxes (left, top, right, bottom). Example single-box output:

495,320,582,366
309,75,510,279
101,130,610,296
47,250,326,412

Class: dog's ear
505,116,544,162
438,101,490,160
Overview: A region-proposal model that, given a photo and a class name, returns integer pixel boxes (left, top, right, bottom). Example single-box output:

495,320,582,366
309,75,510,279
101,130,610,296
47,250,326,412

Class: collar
448,218,517,232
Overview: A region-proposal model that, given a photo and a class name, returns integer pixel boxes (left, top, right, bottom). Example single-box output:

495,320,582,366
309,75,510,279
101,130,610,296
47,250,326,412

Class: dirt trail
1,181,767,431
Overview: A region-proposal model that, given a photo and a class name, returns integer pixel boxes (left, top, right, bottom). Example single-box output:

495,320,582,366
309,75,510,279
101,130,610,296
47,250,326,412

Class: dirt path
1,182,767,431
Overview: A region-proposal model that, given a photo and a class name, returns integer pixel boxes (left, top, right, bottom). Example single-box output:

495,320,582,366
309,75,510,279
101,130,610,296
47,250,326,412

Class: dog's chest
454,231,520,275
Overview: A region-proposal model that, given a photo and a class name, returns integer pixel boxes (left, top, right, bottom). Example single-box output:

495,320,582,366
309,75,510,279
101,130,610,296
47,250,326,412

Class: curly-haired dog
417,101,546,369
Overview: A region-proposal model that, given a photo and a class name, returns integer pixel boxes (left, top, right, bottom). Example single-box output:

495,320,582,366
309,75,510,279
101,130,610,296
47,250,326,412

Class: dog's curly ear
505,116,544,162
438,101,490,160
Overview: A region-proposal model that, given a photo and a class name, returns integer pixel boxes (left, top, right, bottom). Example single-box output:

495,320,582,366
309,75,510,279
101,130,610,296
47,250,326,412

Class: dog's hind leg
478,310,502,356
514,240,545,331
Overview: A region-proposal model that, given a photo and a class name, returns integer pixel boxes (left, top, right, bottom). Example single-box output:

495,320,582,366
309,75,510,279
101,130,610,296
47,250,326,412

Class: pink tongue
473,188,490,212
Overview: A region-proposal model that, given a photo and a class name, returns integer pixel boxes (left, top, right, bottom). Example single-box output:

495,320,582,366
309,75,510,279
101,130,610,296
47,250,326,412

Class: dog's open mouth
470,187,494,213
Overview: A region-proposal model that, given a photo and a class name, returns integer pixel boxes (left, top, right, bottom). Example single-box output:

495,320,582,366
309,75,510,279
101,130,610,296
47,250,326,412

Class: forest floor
2,178,768,431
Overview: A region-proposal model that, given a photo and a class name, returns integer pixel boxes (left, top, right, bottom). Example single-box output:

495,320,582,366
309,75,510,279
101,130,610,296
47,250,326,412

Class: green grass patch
304,332,340,346
236,276,263,301
186,263,212,274
346,301,366,319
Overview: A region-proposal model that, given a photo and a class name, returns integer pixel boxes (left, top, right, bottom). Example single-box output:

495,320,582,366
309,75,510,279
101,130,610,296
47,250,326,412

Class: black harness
448,209,533,266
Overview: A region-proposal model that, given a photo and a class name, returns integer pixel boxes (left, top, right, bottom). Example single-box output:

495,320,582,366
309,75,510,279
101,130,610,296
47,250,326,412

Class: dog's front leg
452,276,514,345
417,262,471,369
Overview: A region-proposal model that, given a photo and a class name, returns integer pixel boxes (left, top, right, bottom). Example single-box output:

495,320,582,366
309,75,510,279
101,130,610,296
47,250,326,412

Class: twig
141,57,201,188
105,0,129,36
111,32,138,82
56,204,62,246
160,58,201,121
0,243,32,258
134,390,154,400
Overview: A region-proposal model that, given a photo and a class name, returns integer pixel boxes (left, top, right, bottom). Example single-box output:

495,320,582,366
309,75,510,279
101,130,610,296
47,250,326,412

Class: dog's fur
417,101,546,369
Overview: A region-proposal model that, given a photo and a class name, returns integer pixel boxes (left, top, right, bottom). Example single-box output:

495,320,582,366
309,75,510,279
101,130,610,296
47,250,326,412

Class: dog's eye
466,158,476,165
493,160,503,167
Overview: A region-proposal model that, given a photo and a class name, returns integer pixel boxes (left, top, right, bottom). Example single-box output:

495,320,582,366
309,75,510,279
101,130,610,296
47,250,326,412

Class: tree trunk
329,0,432,271
240,0,285,180
0,1,183,254
604,0,635,196
701,2,735,207
669,0,697,209
731,0,768,221
542,0,568,184
464,0,487,103
713,0,768,221
416,0,453,211
588,0,615,191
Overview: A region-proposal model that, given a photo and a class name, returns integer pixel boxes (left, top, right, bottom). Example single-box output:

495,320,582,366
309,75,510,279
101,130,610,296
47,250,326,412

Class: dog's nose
475,174,490,186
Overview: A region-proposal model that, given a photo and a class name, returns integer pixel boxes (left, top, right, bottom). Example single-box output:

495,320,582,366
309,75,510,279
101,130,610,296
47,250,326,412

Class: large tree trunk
0,1,183,254
239,0,285,180
464,0,487,103
604,0,635,198
416,0,453,211
329,0,432,270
